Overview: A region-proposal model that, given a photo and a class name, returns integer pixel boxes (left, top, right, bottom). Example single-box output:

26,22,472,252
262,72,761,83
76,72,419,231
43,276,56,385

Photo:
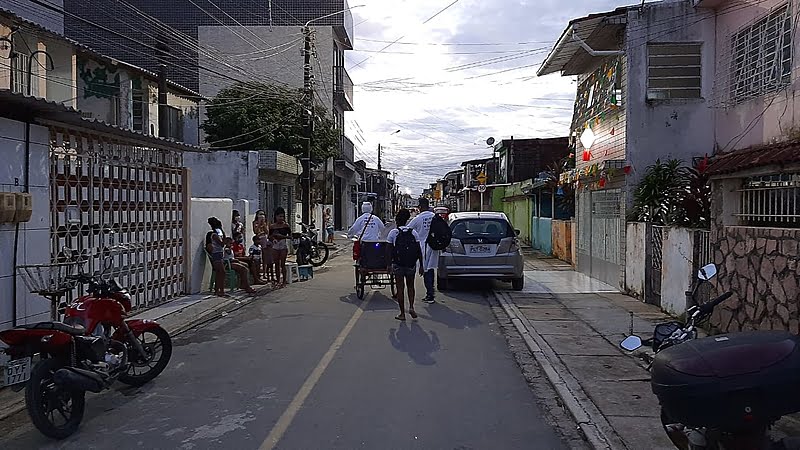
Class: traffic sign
477,184,487,193
476,172,488,184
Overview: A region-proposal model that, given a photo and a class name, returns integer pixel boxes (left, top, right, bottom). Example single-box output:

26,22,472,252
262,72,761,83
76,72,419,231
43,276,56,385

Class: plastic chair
285,263,300,284
298,265,314,281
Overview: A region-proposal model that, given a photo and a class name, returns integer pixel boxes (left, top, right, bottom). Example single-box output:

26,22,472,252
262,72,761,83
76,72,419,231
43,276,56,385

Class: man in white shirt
407,198,438,303
386,208,423,321
348,201,385,241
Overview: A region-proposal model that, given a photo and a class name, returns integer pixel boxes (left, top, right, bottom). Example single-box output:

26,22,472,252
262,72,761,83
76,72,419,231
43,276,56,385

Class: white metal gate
50,128,186,310
577,188,622,286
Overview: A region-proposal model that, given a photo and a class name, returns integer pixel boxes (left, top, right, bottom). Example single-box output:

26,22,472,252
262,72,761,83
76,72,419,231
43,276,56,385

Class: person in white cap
348,201,385,241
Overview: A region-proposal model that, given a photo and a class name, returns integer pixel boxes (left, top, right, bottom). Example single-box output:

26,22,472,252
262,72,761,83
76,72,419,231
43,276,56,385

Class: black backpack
393,228,419,268
426,214,452,251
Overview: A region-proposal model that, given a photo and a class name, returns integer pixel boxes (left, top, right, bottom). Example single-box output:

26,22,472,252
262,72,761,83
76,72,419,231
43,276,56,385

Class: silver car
437,212,525,291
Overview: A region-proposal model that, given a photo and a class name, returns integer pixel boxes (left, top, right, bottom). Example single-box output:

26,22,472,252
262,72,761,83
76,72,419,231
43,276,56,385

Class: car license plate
2,357,31,387
466,244,494,255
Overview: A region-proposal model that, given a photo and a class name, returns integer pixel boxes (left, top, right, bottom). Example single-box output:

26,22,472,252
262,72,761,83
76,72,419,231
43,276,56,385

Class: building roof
0,7,202,99
537,7,630,77
707,140,800,176
0,91,203,152
460,157,493,167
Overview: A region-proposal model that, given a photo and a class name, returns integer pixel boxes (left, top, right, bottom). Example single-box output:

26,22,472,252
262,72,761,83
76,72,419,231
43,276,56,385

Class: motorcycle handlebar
699,291,733,315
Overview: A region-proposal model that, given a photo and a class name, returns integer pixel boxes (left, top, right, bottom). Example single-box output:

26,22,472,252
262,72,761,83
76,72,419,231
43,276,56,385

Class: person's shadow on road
389,322,440,366
421,303,481,330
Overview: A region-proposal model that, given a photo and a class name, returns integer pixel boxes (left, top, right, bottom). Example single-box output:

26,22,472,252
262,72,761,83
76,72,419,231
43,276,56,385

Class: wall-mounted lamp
580,127,596,149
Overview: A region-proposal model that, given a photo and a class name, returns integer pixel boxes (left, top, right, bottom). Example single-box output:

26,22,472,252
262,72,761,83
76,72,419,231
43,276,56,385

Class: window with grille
11,52,30,95
647,43,702,100
737,172,800,228
731,4,793,104
132,93,144,132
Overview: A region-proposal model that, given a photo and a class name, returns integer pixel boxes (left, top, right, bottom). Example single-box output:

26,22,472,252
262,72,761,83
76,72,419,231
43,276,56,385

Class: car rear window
451,219,513,239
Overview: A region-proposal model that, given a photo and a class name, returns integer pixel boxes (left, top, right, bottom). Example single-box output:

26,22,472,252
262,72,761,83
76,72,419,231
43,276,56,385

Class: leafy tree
629,159,710,228
202,82,339,162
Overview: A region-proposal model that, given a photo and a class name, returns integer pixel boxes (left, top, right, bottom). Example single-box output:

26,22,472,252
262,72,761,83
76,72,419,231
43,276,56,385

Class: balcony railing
340,134,355,163
334,66,354,111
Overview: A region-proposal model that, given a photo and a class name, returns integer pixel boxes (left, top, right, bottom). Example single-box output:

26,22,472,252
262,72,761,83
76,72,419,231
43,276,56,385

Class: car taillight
497,239,520,254
447,239,465,254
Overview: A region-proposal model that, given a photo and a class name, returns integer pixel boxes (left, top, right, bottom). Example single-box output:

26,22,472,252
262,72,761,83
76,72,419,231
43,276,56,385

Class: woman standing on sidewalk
207,217,228,297
254,210,276,284
270,207,291,287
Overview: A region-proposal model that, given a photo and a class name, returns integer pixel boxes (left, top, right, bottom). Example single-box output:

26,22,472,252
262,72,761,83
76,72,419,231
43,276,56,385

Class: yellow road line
259,295,371,450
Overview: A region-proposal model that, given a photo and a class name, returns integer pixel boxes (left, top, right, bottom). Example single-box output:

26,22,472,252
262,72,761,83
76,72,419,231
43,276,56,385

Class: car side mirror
515,229,520,236
698,263,717,281
620,335,642,351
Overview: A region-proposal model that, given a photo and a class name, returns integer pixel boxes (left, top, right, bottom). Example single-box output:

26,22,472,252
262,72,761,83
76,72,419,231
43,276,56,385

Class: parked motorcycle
621,264,800,450
292,222,329,267
0,248,172,439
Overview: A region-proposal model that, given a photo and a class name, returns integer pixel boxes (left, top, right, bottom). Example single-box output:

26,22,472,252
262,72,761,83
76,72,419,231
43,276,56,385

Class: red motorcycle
0,248,172,439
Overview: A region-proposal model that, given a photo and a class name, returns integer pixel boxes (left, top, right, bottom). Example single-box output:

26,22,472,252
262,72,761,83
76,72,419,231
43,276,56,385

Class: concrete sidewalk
497,254,675,450
0,237,351,421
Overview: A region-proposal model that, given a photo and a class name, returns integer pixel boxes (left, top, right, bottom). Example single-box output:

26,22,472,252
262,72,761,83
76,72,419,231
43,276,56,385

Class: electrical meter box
13,193,32,223
0,193,16,223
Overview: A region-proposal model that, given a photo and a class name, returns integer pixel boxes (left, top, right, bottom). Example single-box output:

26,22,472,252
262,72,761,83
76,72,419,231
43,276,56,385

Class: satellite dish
486,137,495,146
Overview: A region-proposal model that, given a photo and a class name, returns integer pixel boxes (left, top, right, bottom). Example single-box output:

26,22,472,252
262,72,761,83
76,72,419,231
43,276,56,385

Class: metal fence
736,172,800,228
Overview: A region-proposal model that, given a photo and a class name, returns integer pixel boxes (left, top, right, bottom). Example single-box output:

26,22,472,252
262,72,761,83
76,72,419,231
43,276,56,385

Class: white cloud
344,0,621,194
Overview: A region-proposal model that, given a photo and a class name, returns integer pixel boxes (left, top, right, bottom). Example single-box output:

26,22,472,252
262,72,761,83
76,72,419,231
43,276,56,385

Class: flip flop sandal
395,314,406,321
409,310,418,319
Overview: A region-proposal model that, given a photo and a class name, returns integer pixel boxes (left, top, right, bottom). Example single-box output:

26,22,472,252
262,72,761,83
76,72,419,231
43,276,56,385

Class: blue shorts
392,265,416,278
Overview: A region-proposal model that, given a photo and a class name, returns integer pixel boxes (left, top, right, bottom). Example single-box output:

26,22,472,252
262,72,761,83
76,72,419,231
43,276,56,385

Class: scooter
621,264,800,450
0,248,172,439
292,222,329,267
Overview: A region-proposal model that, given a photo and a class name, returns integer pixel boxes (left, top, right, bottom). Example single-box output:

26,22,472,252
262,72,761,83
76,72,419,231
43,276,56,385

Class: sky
344,0,623,195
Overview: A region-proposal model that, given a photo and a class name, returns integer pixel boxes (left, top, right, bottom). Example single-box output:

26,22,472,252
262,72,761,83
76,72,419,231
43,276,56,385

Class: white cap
361,202,373,214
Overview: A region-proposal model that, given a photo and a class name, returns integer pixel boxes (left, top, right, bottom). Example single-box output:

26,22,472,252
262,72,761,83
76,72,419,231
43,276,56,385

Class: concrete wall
183,151,261,209
552,220,573,264
187,198,233,295
0,119,52,331
625,222,647,299
45,40,77,107
75,56,132,127
660,227,695,316
624,2,716,190
197,25,334,107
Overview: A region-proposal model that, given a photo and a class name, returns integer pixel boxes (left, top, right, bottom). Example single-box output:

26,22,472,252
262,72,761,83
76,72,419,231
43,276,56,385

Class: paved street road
0,257,569,450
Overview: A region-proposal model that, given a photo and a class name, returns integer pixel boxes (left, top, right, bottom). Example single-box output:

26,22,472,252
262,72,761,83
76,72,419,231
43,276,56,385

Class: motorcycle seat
20,322,86,335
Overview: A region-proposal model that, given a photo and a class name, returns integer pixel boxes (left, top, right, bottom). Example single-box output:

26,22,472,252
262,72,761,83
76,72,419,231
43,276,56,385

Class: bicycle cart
353,241,396,300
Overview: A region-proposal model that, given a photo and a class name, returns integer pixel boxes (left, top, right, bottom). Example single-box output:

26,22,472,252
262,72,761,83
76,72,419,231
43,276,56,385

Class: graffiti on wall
77,59,121,99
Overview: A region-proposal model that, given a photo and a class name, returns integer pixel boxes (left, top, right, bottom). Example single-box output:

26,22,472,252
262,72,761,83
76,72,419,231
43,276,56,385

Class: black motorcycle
621,264,800,450
291,222,329,267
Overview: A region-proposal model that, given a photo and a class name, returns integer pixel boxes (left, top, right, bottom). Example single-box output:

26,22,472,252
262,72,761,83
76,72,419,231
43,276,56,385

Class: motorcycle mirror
698,263,718,281
620,335,643,351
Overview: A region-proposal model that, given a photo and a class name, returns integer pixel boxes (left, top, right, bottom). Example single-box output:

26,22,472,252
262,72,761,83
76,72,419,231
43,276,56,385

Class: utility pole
377,143,382,171
301,26,314,225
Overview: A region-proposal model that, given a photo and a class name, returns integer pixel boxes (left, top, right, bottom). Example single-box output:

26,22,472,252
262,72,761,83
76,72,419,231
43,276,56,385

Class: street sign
476,172,488,185
477,184,487,193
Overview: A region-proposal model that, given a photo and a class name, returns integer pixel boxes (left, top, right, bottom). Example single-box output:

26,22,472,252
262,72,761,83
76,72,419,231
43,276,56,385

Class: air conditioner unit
13,193,32,222
0,192,16,223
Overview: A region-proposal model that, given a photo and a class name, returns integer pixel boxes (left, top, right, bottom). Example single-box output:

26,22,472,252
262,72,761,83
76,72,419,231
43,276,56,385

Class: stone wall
711,226,800,333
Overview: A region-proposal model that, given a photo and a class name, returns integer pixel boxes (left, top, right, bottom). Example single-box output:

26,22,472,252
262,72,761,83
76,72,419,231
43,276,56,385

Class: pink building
697,0,800,332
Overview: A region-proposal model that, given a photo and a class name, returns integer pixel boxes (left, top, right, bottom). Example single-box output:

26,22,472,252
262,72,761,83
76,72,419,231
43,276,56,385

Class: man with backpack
408,198,452,303
386,208,423,321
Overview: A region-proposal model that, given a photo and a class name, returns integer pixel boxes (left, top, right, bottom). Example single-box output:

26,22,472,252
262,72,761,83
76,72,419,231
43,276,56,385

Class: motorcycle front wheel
118,326,173,387
26,358,86,440
309,242,329,267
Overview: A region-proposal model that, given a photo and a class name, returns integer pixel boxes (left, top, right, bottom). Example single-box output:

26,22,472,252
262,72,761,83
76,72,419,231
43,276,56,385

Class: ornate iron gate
50,128,186,310
647,225,664,305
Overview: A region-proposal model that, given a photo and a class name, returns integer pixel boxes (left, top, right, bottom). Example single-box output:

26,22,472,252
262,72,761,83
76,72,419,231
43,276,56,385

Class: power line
348,0,464,72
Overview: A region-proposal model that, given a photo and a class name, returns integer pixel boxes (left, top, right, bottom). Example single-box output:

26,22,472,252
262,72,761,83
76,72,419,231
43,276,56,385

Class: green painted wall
500,184,533,246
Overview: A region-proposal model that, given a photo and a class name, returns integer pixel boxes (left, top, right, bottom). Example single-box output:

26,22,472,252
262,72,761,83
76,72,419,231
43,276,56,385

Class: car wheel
512,277,524,291
437,277,448,291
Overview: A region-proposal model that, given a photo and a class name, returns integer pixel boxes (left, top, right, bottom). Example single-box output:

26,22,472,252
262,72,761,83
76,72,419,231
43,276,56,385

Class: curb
494,291,627,450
